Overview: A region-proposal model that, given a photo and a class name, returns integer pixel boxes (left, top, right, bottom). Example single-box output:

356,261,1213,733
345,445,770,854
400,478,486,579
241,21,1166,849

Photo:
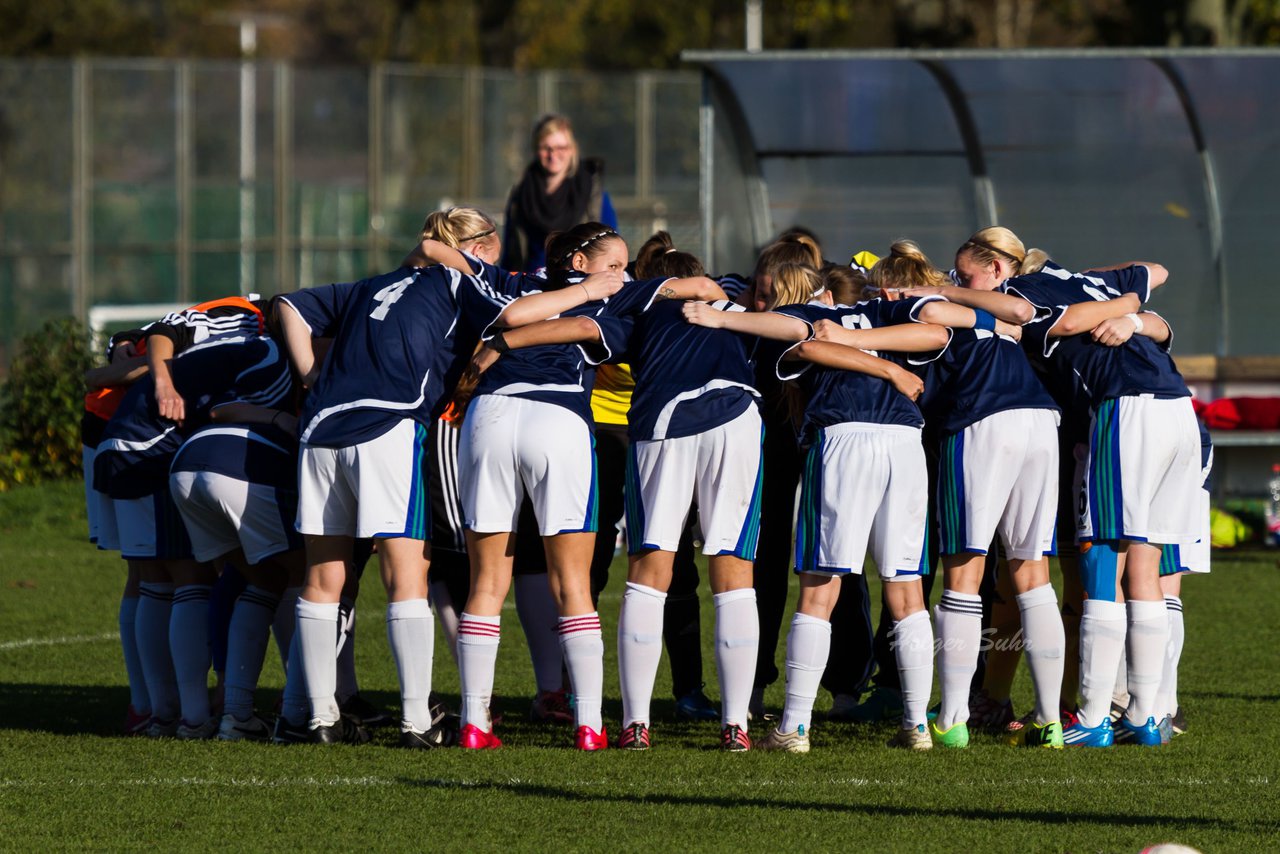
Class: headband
961,238,1022,265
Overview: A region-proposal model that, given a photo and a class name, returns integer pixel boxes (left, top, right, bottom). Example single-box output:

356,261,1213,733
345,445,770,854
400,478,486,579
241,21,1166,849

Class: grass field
1,481,1278,852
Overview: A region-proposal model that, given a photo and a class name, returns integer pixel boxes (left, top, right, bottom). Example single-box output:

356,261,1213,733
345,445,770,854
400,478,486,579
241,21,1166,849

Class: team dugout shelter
683,48,1280,496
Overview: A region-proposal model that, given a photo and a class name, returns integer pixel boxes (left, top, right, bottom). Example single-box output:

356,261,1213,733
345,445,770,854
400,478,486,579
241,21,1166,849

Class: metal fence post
369,63,385,269
274,61,293,293
636,72,655,204
71,58,92,319
176,60,193,304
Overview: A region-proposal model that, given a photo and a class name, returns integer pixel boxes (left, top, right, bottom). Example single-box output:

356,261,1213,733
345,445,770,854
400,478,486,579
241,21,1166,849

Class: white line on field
0,632,115,652
0,775,1271,789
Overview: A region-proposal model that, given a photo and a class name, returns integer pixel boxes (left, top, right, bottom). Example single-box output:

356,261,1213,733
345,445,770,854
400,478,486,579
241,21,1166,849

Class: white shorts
115,491,193,561
1161,487,1211,575
794,422,928,580
171,470,301,564
296,418,431,539
1077,395,1201,545
459,395,596,536
625,406,763,558
83,444,120,551
937,408,1059,560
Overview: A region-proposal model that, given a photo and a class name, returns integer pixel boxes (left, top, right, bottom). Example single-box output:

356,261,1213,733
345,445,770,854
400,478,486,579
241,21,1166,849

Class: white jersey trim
650,378,759,440
300,371,429,444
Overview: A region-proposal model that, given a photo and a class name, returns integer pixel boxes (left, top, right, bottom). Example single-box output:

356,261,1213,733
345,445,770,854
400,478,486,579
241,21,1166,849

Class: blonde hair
870,240,952,290
754,234,822,282
421,207,499,254
958,226,1049,276
820,263,865,306
532,113,580,177
766,263,822,310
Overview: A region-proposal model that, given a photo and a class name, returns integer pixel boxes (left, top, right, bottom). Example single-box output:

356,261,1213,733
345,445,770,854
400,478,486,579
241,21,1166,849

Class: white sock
713,589,759,730
429,579,461,667
387,599,435,732
335,598,358,704
515,573,565,694
170,584,213,725
779,612,831,735
119,594,150,714
273,586,302,672
1125,599,1169,725
1156,596,1184,719
1077,598,1126,729
1113,642,1130,709
223,585,280,720
1016,583,1065,726
934,590,982,730
559,612,604,732
280,623,310,726
458,613,501,730
617,582,666,728
893,609,934,728
296,598,341,727
136,583,178,721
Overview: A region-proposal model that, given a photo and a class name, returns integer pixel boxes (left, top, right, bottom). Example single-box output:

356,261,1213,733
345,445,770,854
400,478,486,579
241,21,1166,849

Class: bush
0,317,96,491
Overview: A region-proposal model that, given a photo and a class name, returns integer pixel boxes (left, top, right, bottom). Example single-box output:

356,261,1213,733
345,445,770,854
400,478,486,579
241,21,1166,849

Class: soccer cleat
270,716,312,745
757,724,810,754
1157,715,1173,746
1108,700,1127,725
1062,716,1114,748
217,713,271,742
529,689,574,724
311,716,371,745
575,725,608,751
399,726,456,750
617,722,651,751
1170,707,1187,736
886,723,933,750
845,686,904,723
1004,717,1064,749
675,686,720,721
459,723,502,750
967,690,1016,731
1058,703,1079,730
929,720,970,749
123,705,151,736
339,693,393,728
825,693,862,722
1114,715,1163,747
176,718,219,740
145,718,179,739
720,723,751,752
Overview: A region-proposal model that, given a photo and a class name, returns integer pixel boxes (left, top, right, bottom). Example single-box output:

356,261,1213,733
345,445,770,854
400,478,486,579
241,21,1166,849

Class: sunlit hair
766,263,822,310
870,240,952,290
532,113,580,177
420,207,499,255
820,263,865,306
635,230,704,279
754,234,822,281
957,226,1049,276
544,221,624,272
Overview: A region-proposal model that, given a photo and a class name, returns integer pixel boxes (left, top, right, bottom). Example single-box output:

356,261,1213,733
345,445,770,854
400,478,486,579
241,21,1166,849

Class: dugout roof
683,48,1280,356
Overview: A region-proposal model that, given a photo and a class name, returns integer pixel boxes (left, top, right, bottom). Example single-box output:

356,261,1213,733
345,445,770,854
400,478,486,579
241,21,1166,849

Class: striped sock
224,585,280,721
458,613,501,730
934,590,982,730
170,584,213,726
136,583,177,722
559,612,604,732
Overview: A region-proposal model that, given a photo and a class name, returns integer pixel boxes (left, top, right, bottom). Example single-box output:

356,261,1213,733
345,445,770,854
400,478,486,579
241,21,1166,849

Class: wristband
972,309,997,332
489,330,510,354
1125,312,1145,334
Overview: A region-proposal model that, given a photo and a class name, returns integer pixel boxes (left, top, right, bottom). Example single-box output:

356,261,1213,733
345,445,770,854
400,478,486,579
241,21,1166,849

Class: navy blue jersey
774,297,943,437
920,326,1059,435
170,423,296,489
461,254,545,299
282,266,510,448
1002,262,1189,409
95,335,293,499
717,273,751,301
590,280,759,441
472,272,606,426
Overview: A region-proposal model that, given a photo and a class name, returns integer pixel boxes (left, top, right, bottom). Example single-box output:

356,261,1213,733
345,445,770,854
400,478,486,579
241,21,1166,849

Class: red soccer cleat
575,725,608,751
123,705,151,736
459,723,502,750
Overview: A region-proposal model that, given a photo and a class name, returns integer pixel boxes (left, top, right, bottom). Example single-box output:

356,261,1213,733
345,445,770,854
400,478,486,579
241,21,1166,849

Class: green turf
1,480,1278,852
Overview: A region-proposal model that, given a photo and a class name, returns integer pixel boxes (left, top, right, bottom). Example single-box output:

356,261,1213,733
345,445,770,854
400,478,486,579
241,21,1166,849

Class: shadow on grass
399,776,1250,831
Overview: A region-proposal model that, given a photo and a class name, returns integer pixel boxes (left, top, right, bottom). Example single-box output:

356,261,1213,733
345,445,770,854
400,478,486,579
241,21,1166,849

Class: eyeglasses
538,144,573,155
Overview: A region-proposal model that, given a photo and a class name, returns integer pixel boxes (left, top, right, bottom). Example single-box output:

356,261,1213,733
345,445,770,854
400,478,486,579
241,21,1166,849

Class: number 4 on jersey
369,276,413,320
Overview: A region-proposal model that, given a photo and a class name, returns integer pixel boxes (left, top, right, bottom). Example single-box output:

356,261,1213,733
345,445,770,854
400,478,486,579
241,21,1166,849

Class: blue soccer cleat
1114,715,1164,747
1062,716,1114,748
